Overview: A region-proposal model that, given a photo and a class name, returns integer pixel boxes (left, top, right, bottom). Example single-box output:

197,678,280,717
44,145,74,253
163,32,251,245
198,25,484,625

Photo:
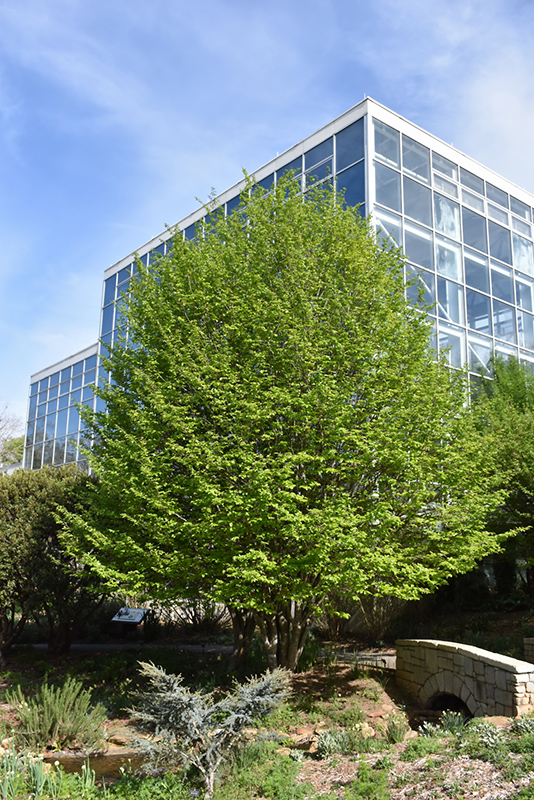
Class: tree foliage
0,466,105,663
63,177,504,668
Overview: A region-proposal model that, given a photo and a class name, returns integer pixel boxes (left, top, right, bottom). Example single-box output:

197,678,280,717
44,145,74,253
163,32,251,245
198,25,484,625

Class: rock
276,747,292,757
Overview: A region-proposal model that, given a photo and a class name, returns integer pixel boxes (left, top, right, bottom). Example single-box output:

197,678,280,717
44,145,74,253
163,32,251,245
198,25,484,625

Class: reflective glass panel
65,437,77,463
28,394,37,419
61,367,71,381
438,278,464,325
375,208,402,247
58,394,68,410
404,222,433,269
38,390,47,404
32,445,42,470
403,176,431,226
518,309,534,349
406,266,435,309
59,381,69,396
375,163,401,212
72,360,83,377
488,221,512,265
150,244,164,262
434,194,460,240
277,156,302,180
71,374,82,390
34,417,44,444
36,403,46,418
462,207,487,253
433,174,458,198
468,337,492,374
436,235,462,281
513,233,534,276
47,399,57,414
43,440,53,466
488,204,509,225
305,138,333,170
85,355,97,371
67,406,79,435
257,173,274,192
336,118,364,172
487,183,508,208
336,162,365,209
53,438,66,465
512,217,531,237
438,323,465,368
462,189,484,213
184,223,196,239
466,289,492,334
96,396,107,414
48,384,58,400
432,153,458,181
45,414,56,440
56,408,67,438
39,378,49,392
49,371,59,387
82,386,93,402
70,389,81,404
374,120,400,167
26,419,35,447
402,136,430,183
103,275,116,307
30,382,38,396
511,197,531,221
305,159,332,185
460,168,484,195
491,262,514,303
101,304,114,335
493,299,516,343
516,275,534,311
84,369,96,385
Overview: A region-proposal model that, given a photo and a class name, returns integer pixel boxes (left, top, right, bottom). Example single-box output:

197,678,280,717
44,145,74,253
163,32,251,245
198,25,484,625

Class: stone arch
420,672,478,717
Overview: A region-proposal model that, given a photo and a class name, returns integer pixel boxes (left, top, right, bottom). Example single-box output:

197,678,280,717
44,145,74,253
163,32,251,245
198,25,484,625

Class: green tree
476,356,534,595
63,177,504,669
0,466,105,665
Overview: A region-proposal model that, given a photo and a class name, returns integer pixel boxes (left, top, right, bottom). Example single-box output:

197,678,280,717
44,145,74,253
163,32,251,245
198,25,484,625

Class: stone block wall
396,639,534,717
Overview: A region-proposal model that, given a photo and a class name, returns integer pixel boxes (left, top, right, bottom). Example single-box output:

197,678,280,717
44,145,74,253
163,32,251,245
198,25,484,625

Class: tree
475,356,534,595
62,177,504,669
0,466,106,665
0,405,23,467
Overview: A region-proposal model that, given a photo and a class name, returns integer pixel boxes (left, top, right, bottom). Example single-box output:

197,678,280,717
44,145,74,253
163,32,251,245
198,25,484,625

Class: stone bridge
396,639,534,717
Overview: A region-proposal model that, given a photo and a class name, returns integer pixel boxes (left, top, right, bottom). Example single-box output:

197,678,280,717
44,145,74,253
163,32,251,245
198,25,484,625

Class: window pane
434,194,460,240
406,266,435,309
39,377,49,392
512,217,531,237
34,417,44,444
26,419,35,448
513,233,534,276
53,437,66,466
277,156,302,180
375,208,402,247
305,138,333,170
493,299,516,343
71,374,82,390
488,221,512,265
374,120,400,167
488,204,508,225
46,398,57,414
103,275,116,307
491,262,514,303
516,276,534,311
30,382,38,396
438,278,464,324
466,289,492,334
67,406,79,435
436,235,462,281
305,159,332,185
404,222,433,269
403,176,431,225
48,384,58,400
402,136,430,183
432,153,458,181
65,437,77,463
438,323,465,368
336,118,364,172
32,445,43,470
487,182,508,208
375,163,401,212
511,197,531,221
45,414,56,440
462,189,484,213
518,310,534,349
101,304,115,335
460,167,484,195
49,372,59,387
56,408,68,438
434,174,458,198
462,207,487,253
257,173,274,192
468,337,492,374
336,161,365,209
28,395,37,419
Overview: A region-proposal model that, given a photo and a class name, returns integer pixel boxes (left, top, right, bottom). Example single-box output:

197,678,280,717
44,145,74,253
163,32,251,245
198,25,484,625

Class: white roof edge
30,342,99,383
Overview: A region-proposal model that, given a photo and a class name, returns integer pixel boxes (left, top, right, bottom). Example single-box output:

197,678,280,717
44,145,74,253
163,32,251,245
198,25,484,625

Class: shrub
6,676,107,752
132,661,290,798
316,729,353,758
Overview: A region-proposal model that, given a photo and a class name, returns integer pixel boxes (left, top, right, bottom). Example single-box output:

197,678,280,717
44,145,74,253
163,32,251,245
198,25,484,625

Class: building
23,97,534,471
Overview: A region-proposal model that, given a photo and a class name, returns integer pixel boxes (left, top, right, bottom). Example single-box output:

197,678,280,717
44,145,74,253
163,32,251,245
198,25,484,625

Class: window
402,136,430,183
462,207,487,253
513,233,534,276
436,235,462,281
374,120,400,167
403,176,432,226
434,194,460,240
404,221,433,269
336,119,364,172
375,163,401,212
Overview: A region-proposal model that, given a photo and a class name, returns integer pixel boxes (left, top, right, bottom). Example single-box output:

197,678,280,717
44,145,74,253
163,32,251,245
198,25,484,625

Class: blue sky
2,0,534,424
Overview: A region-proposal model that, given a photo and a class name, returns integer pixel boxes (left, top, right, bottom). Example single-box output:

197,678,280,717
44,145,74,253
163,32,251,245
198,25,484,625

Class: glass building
24,97,534,470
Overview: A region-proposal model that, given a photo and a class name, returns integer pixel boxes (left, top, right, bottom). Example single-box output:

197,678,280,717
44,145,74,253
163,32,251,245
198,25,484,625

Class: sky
2,0,534,425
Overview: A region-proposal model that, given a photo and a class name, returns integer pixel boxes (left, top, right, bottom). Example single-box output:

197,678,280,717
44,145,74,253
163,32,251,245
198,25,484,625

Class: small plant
401,737,445,761
6,676,107,751
316,728,353,758
346,762,390,799
513,717,534,736
132,661,290,798
439,711,466,735
419,720,442,737
383,713,408,743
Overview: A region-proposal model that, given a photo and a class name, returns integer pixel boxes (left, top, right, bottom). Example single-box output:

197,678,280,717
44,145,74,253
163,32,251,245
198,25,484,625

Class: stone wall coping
396,639,534,674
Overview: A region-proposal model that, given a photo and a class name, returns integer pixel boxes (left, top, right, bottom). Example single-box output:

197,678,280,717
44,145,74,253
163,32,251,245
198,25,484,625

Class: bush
6,676,107,752
316,728,353,758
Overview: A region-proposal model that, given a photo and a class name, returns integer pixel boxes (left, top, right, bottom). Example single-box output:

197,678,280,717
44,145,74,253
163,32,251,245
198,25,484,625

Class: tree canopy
63,177,504,668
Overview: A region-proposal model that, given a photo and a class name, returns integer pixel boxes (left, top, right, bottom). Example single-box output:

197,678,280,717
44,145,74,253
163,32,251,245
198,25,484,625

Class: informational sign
111,607,148,625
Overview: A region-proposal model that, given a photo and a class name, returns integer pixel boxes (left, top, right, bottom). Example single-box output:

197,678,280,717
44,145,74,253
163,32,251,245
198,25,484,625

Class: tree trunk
0,606,27,666
228,607,256,671
255,602,312,671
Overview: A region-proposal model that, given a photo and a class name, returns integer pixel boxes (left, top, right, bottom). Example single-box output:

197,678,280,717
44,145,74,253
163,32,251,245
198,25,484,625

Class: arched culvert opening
427,693,472,718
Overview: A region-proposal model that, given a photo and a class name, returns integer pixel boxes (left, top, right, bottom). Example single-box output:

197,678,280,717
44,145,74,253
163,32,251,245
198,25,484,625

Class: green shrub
6,676,107,752
346,763,390,799
316,729,353,758
383,714,408,743
439,711,467,735
401,737,445,761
